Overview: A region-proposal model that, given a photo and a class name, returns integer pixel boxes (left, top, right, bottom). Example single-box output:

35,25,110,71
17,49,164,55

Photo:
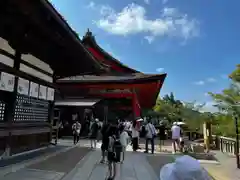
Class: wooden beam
11,127,50,136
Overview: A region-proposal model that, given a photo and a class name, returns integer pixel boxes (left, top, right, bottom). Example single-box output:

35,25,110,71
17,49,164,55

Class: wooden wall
0,37,55,157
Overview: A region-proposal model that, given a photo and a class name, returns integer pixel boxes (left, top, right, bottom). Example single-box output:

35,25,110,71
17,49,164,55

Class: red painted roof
82,30,139,74
57,74,166,108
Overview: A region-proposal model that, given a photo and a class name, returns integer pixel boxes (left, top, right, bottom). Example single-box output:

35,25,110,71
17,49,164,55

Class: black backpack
142,125,147,136
113,136,122,151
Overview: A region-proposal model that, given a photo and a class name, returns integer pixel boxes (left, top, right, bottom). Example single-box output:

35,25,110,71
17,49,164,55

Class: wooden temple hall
0,0,166,157
0,1,106,157
55,30,167,136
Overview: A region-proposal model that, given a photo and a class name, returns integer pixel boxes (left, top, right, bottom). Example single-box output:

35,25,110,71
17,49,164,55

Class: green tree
209,65,240,113
208,65,240,137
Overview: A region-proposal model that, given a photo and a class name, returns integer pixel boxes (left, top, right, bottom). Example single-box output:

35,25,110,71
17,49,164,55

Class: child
179,137,184,152
119,125,129,163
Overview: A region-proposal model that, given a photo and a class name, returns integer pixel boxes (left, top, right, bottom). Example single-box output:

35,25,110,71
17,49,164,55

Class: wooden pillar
103,105,108,123
132,92,136,121
4,50,21,156
49,77,56,144
203,121,212,152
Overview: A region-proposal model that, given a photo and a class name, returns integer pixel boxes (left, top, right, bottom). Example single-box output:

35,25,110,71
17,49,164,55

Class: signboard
18,78,29,95
30,82,39,98
47,88,54,101
0,72,15,92
39,85,47,100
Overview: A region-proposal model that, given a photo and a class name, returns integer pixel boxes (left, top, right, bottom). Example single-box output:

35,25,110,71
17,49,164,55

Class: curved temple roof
57,73,166,84
57,73,167,108
0,0,107,78
82,29,140,74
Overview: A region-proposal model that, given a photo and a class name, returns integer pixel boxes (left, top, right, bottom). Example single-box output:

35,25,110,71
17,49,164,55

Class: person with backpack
106,125,121,180
144,118,157,154
100,122,110,163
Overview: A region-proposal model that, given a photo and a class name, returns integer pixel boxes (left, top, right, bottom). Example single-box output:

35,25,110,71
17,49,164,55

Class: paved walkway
201,150,240,180
3,138,239,180
63,150,158,180
2,149,160,180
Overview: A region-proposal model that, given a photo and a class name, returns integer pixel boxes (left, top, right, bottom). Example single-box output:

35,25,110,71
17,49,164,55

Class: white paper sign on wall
30,82,39,98
39,85,47,100
0,72,15,92
47,88,54,101
18,78,29,95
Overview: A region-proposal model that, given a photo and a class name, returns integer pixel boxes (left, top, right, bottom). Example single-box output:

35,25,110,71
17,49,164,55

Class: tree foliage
152,65,240,137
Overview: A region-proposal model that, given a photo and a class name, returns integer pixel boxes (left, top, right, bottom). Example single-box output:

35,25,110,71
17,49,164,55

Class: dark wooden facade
0,37,55,156
0,0,106,158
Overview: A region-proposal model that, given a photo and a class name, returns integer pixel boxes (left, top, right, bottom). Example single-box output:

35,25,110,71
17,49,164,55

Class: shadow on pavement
28,147,91,173
0,145,67,168
146,154,175,176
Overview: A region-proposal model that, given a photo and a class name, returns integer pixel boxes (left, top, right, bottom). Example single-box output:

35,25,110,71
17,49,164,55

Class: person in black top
100,122,110,163
106,125,120,180
159,123,166,150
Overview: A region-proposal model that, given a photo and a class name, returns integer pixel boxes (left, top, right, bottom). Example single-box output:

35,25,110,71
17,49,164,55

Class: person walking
72,121,81,145
119,125,129,163
171,122,181,154
100,122,110,163
106,125,119,180
89,119,99,149
144,119,157,154
159,122,166,150
131,120,139,151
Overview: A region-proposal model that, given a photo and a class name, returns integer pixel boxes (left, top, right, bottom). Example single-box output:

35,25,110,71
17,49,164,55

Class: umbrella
176,122,186,125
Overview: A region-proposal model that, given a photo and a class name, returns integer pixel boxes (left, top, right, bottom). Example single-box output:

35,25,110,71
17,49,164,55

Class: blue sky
50,0,239,111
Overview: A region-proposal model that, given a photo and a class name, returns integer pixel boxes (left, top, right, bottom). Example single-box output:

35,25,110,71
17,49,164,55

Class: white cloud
144,36,154,44
87,1,95,9
156,68,164,72
144,0,150,4
206,77,216,83
162,0,168,4
96,4,199,42
194,80,205,85
199,101,219,113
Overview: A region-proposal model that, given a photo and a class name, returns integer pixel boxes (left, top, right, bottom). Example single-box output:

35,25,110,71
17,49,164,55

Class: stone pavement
1,148,162,180
1,139,170,180
62,150,159,180
4,138,237,180
201,150,240,180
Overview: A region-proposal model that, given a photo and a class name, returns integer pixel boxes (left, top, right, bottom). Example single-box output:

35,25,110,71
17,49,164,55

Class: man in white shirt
171,122,181,154
72,121,81,145
144,118,157,154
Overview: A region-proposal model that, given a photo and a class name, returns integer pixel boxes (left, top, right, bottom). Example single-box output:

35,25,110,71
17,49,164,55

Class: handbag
148,124,156,138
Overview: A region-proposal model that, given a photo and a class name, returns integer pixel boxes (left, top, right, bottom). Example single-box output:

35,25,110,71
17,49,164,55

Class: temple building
56,30,167,135
0,1,106,157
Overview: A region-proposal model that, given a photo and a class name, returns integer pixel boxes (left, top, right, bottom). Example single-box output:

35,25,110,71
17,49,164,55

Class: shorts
172,138,180,144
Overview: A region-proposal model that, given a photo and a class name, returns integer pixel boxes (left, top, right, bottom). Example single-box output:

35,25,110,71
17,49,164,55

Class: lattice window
14,94,49,121
0,101,5,121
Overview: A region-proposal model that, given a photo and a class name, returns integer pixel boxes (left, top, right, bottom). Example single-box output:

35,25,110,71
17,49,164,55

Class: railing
214,136,239,156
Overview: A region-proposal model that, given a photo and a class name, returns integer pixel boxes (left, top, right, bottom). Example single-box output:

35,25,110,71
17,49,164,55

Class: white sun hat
160,155,212,180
